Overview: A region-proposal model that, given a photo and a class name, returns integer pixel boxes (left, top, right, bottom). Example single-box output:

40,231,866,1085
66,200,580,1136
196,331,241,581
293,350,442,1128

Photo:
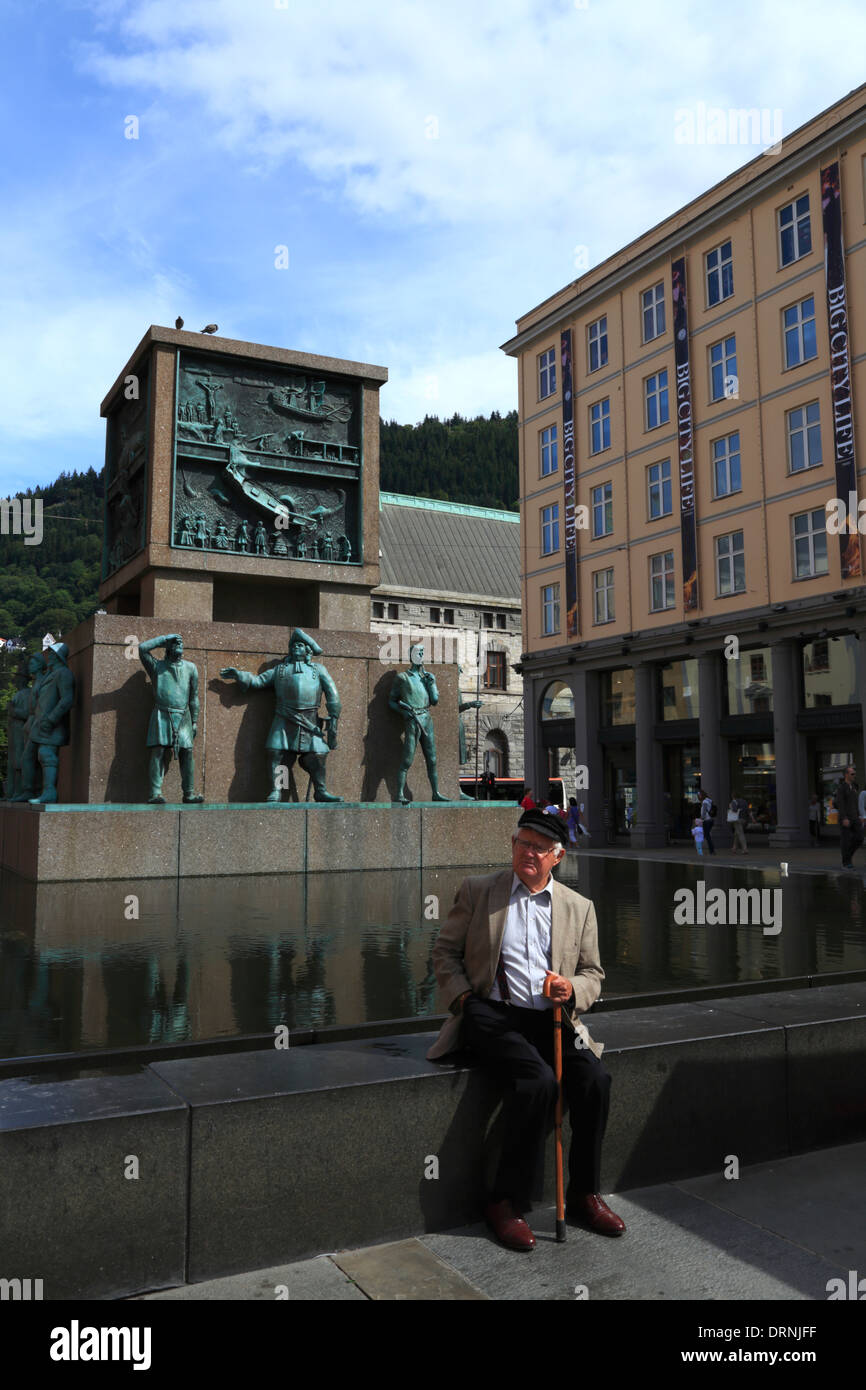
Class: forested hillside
380,411,518,510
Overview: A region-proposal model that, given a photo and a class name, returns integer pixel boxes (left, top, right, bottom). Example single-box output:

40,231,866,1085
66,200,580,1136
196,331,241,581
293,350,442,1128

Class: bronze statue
220,628,341,803
14,642,75,804
5,653,45,799
139,634,204,804
388,642,449,803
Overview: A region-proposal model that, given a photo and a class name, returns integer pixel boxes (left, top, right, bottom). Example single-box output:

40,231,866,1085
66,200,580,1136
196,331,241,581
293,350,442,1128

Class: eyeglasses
514,836,558,858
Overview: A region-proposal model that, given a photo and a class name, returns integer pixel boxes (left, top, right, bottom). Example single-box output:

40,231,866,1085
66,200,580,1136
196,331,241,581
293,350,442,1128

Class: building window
709,335,737,401
787,401,822,472
590,398,610,453
645,369,669,429
484,651,507,690
372,601,384,619
778,193,811,267
540,424,558,476
642,282,665,341
593,568,615,624
784,296,817,369
601,668,635,725
750,653,767,681
647,459,672,519
793,508,828,578
387,602,399,620
591,481,613,538
429,606,441,623
588,316,608,372
496,613,506,629
541,502,560,555
716,530,745,595
542,583,560,635
539,347,556,399
706,239,734,306
443,608,455,624
712,431,741,497
482,612,494,628
650,551,675,611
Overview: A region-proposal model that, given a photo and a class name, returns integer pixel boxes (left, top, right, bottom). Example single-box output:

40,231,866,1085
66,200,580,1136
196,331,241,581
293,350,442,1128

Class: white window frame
706,239,734,307
792,508,828,579
650,551,675,611
540,423,558,476
588,316,608,373
541,502,560,555
642,282,665,342
712,432,741,498
593,568,615,624
589,398,610,454
539,347,556,399
778,193,811,268
647,459,672,519
645,369,669,430
591,481,613,538
783,296,817,369
709,335,737,402
715,530,745,596
542,583,560,635
786,401,822,473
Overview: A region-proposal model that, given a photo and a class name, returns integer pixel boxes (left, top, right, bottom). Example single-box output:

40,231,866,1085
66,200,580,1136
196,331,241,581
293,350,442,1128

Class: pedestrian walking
808,794,822,843
699,788,716,855
834,764,863,869
727,798,748,854
691,816,704,856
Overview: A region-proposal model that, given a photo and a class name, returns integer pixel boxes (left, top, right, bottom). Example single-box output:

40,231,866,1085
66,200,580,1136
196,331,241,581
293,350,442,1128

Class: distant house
372,492,523,782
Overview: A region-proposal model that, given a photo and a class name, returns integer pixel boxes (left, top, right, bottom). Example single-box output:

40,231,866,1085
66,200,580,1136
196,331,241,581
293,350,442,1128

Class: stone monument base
0,802,519,882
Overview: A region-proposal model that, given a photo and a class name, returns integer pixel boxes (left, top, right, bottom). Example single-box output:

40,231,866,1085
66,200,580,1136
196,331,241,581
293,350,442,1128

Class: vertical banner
821,160,860,579
561,328,579,638
672,257,699,611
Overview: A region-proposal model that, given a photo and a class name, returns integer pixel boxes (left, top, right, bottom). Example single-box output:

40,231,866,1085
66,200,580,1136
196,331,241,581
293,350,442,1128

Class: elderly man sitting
427,808,624,1251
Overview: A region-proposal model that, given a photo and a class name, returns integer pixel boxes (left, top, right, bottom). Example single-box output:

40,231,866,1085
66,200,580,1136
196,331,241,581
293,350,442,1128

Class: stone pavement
137,1138,865,1301
568,837,862,877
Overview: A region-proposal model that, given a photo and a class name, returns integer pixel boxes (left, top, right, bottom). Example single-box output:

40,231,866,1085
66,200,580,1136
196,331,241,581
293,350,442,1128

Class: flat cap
517,807,568,847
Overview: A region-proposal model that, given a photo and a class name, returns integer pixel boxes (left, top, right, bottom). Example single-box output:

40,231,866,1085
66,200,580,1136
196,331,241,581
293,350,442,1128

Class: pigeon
201,324,218,334
175,316,184,329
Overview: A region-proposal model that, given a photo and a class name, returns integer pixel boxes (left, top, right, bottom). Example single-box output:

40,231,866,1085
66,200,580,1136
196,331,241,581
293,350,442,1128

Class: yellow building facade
502,86,866,846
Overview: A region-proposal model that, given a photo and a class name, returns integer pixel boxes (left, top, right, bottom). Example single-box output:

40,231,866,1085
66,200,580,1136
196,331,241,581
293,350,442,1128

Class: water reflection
0,860,864,1059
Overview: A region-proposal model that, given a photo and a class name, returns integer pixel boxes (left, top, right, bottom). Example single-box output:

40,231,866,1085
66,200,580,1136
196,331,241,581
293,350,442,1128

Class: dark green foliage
379,411,518,511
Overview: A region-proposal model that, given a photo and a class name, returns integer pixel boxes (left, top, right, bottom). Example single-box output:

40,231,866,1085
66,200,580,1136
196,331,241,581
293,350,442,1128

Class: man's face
289,639,307,663
846,766,856,782
410,644,423,667
28,657,44,677
168,640,183,661
512,829,559,892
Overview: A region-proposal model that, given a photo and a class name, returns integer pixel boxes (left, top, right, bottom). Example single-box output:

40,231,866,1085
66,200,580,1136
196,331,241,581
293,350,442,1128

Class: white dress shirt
489,872,553,1010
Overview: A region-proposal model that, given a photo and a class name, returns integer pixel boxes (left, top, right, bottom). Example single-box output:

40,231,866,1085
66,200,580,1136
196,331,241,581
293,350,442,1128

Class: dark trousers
461,997,611,1209
840,822,863,866
702,819,715,853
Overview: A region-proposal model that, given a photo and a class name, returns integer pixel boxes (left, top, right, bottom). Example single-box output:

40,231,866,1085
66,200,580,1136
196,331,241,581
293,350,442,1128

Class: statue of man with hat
15,640,76,804
220,628,341,803
139,633,204,804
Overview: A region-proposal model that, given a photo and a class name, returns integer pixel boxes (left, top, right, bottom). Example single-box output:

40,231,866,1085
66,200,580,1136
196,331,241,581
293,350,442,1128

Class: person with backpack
699,788,716,855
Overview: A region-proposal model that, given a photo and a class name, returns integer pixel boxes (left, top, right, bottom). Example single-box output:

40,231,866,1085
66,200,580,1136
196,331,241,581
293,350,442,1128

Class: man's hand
220,667,240,681
543,972,574,1004
192,723,198,740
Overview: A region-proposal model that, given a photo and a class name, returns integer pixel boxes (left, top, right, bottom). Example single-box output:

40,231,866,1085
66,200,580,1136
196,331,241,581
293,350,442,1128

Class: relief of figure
236,519,249,553
337,535,352,562
295,534,307,559
177,514,193,546
194,514,209,548
213,521,230,550
139,635,203,805
220,629,341,804
273,530,288,556
5,654,45,799
388,642,449,804
13,642,75,805
253,520,268,555
321,533,335,561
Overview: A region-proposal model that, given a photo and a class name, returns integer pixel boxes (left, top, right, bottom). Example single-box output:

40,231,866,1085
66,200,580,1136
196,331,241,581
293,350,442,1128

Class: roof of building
378,492,520,602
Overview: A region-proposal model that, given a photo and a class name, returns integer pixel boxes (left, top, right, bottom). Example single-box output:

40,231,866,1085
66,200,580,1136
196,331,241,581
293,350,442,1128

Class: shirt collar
511,871,552,899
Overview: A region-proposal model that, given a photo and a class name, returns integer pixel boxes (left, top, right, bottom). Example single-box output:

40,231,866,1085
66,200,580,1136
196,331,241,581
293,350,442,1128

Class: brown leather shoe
567,1193,626,1236
484,1199,536,1252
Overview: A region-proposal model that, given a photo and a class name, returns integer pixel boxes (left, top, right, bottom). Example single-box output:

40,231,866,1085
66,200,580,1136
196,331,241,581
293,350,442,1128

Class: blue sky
2,0,865,493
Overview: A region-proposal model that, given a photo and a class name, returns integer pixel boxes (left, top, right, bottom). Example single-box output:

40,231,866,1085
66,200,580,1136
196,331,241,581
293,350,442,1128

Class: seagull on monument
201,324,219,334
175,316,184,329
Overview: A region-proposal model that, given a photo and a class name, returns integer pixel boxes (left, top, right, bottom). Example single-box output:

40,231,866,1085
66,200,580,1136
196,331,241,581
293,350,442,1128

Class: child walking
692,816,704,856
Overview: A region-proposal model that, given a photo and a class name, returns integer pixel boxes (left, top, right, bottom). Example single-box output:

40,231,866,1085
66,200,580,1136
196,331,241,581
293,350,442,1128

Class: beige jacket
426,868,605,1061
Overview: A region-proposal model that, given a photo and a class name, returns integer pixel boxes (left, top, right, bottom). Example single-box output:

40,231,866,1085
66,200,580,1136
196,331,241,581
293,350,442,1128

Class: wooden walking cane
544,973,567,1243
